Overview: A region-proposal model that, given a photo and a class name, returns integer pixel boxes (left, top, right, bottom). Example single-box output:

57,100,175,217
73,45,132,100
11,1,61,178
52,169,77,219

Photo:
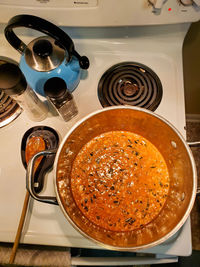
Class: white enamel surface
0,22,193,257
0,0,199,25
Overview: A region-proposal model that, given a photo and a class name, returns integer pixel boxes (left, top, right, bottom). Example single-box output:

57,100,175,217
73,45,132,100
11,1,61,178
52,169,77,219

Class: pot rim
53,106,197,251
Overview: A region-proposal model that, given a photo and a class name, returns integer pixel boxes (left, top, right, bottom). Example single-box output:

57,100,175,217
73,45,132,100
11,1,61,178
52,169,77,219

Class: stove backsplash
0,0,199,26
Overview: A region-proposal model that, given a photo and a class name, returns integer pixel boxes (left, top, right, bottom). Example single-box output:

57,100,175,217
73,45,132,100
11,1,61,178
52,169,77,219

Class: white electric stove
0,0,199,265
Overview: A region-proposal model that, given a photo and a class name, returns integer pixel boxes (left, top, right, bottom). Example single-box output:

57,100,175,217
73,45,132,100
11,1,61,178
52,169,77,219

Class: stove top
0,22,193,258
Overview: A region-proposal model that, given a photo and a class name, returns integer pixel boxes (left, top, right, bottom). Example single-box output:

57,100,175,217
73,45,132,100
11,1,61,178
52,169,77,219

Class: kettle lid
25,36,66,72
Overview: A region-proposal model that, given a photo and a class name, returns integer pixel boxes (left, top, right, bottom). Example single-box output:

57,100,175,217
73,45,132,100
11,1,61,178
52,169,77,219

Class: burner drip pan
98,62,163,111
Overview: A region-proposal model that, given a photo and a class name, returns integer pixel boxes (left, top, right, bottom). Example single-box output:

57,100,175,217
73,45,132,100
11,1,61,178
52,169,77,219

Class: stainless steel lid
25,36,67,72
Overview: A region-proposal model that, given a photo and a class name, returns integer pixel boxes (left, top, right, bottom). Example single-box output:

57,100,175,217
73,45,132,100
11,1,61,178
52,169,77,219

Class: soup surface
71,131,169,231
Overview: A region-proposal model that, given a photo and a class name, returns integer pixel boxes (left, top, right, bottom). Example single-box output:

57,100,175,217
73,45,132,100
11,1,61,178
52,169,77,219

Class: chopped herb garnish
95,158,100,164
108,168,113,174
125,217,132,222
84,206,88,211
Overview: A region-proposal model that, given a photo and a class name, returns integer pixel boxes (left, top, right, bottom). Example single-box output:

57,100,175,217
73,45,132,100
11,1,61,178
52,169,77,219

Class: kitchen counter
186,119,200,251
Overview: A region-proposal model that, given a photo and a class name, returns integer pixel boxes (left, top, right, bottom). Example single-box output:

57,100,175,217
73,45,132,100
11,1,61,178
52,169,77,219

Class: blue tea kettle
4,15,89,96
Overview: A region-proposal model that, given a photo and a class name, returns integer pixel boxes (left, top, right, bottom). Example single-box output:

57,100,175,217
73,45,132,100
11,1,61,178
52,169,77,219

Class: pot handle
188,141,200,195
26,149,58,205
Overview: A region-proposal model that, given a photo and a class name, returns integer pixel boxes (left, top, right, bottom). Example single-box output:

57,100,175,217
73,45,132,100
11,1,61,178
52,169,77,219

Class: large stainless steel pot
26,106,198,251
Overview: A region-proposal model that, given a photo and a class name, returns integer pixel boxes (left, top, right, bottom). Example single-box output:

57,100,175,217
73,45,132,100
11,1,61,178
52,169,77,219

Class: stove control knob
148,0,168,14
193,0,200,6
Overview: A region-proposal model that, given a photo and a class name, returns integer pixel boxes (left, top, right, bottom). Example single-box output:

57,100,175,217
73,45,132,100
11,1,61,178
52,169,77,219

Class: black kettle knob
73,51,90,70
79,56,90,70
33,39,53,57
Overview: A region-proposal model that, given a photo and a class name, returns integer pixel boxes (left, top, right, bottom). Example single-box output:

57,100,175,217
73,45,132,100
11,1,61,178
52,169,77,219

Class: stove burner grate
0,90,22,128
98,62,163,111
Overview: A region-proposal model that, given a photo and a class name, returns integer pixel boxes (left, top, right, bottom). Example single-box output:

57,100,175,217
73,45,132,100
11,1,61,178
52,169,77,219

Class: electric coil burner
0,58,22,127
98,62,163,111
0,89,22,128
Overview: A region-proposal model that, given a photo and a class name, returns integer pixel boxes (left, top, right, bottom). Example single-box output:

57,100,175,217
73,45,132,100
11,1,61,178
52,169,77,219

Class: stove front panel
0,0,199,25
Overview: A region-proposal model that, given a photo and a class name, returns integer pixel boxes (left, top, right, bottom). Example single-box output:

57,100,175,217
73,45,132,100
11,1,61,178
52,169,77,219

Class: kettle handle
4,14,89,70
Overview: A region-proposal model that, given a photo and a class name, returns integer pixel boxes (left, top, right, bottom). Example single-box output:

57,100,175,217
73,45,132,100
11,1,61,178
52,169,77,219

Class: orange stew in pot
71,131,169,231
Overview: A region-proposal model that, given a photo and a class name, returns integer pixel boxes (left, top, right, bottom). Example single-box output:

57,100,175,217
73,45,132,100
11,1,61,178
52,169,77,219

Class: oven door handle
26,149,58,205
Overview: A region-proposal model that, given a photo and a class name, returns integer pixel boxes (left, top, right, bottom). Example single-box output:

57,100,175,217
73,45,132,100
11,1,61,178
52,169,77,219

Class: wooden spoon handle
9,190,30,264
